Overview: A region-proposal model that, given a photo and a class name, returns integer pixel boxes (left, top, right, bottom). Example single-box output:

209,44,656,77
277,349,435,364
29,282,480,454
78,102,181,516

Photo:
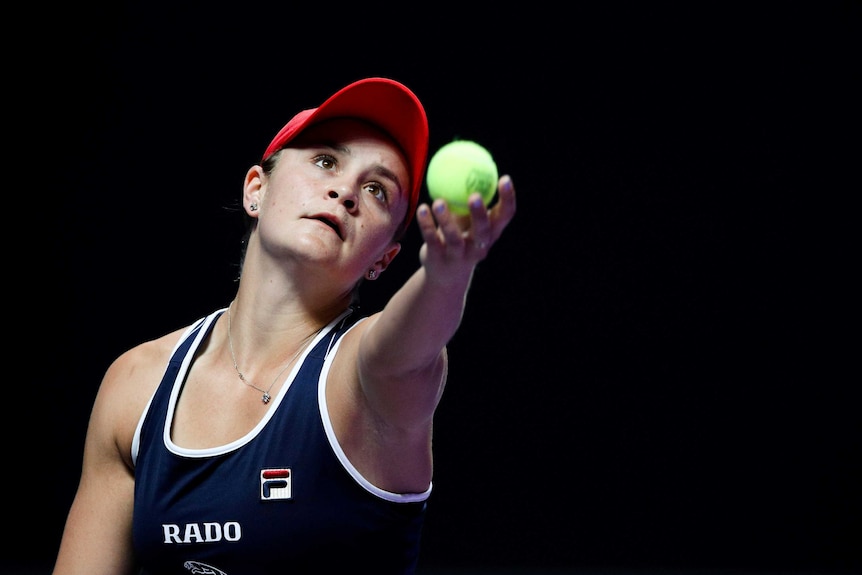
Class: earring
367,270,377,280
250,203,259,212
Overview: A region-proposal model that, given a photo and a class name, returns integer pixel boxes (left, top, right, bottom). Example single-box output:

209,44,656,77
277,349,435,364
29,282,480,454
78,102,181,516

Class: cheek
267,183,309,212
355,220,395,254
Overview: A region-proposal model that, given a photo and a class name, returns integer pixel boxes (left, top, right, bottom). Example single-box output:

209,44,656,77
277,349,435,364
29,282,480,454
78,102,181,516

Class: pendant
262,393,271,404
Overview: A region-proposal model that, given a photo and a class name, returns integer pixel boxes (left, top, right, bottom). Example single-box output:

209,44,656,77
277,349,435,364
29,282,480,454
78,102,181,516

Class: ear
369,242,402,278
243,165,265,216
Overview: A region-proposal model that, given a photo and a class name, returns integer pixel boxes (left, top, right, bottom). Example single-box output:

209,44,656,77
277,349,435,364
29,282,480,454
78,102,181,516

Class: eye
313,155,337,170
363,182,389,205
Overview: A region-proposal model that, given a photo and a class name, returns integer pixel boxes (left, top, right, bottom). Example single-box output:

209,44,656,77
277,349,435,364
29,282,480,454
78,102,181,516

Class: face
247,118,409,283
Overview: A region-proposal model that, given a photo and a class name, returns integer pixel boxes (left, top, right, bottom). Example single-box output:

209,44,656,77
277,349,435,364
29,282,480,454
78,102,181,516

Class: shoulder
104,325,189,398
92,324,192,465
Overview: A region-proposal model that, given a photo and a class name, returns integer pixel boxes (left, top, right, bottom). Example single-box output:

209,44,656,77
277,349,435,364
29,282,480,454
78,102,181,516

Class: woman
54,77,517,574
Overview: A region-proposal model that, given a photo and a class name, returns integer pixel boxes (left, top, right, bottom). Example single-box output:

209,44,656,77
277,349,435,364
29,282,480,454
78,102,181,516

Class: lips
308,213,343,240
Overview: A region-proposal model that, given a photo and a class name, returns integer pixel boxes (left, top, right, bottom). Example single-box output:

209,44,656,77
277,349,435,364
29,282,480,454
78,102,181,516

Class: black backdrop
20,2,859,573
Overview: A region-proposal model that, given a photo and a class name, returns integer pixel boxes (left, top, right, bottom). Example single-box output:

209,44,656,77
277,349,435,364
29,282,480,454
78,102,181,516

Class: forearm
371,264,474,372
367,180,515,374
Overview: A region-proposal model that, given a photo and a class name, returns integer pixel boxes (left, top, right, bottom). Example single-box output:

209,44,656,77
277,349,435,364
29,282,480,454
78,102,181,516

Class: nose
328,185,357,211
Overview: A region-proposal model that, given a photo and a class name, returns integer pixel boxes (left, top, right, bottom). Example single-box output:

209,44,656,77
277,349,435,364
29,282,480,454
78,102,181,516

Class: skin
53,118,517,574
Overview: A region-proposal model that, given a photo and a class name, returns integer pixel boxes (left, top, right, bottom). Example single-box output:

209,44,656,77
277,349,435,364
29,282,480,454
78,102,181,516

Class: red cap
262,78,429,230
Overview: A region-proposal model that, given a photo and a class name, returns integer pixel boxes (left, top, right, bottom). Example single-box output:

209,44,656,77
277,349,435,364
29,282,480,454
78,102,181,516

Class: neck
226,299,330,404
226,300,327,367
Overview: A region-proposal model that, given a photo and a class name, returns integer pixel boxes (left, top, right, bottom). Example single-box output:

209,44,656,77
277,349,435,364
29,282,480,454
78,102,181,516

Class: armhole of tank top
130,310,225,467
318,317,432,504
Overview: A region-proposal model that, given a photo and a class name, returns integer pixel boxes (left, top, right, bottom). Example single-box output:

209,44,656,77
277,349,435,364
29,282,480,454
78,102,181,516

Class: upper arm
351,314,448,430
326,316,445,492
54,338,174,574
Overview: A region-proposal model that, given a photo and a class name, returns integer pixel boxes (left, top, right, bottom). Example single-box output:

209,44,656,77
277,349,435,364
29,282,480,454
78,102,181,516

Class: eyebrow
369,165,404,196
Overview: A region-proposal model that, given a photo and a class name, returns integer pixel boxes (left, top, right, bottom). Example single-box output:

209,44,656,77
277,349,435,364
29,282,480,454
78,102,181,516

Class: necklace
226,302,319,404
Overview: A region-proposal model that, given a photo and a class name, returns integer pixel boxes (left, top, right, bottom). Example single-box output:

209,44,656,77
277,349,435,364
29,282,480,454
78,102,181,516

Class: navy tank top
131,308,431,574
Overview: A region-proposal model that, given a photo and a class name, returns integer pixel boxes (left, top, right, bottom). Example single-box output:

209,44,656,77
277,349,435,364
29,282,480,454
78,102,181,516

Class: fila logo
260,468,292,500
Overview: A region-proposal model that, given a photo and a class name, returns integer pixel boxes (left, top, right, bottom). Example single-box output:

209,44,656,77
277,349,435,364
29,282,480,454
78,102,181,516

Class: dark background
17,2,859,573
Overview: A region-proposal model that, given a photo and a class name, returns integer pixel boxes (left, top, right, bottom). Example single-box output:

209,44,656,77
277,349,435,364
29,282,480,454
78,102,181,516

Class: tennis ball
426,140,498,215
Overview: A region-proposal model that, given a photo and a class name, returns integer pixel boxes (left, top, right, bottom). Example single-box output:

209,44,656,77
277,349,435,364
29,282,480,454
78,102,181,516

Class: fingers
467,192,492,250
469,175,517,249
415,174,517,255
493,175,517,229
415,203,440,246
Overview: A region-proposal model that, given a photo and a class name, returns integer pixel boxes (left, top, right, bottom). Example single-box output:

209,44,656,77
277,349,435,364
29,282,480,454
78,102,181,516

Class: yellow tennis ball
426,140,498,215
